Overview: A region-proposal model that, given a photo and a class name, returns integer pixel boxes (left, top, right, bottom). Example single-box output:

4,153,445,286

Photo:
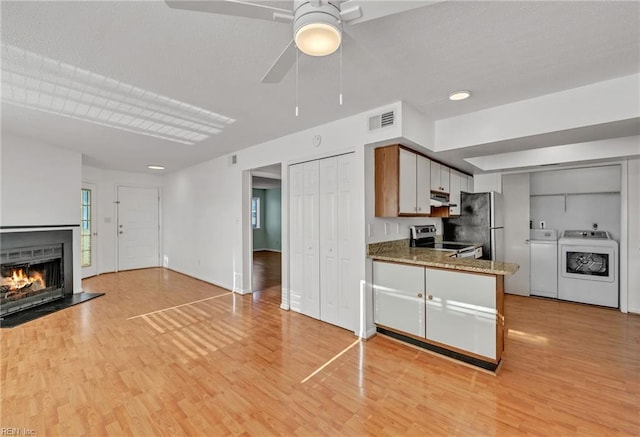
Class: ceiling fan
165,0,441,83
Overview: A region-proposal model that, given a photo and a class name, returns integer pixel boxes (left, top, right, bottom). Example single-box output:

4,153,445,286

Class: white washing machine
529,229,558,298
558,230,618,308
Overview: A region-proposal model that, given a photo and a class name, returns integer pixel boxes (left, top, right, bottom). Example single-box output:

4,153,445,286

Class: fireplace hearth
0,229,74,318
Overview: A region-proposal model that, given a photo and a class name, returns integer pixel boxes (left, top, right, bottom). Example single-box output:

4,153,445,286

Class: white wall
82,165,162,274
473,173,503,193
1,133,81,226
530,194,621,240
503,173,530,296
529,165,622,240
627,158,640,314
162,105,400,337
1,133,82,293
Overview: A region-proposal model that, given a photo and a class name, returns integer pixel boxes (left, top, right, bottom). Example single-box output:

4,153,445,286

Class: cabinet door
398,149,417,214
449,170,462,216
440,166,450,193
430,161,441,191
460,174,469,193
416,155,431,214
425,268,497,359
302,160,320,319
373,261,425,337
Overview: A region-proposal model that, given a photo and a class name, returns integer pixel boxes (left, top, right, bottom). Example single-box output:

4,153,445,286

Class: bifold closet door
319,157,339,326
336,153,356,331
320,153,356,331
289,160,320,318
289,163,305,313
289,153,355,331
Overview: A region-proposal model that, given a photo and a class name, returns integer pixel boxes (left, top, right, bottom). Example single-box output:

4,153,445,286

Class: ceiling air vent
368,110,395,131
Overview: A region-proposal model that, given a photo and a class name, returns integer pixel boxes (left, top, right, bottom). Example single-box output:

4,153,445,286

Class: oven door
560,244,616,283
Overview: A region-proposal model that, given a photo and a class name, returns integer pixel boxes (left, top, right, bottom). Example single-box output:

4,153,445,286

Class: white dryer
558,230,618,308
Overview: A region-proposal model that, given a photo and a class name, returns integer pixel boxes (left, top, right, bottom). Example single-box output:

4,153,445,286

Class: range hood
430,191,456,208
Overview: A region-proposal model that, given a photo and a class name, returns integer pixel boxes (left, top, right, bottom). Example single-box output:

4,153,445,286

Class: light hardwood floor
1,266,638,436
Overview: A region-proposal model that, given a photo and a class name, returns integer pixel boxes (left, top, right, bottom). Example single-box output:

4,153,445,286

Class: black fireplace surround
1,230,74,317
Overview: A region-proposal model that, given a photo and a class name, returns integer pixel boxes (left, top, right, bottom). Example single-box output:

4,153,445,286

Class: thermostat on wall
312,135,321,147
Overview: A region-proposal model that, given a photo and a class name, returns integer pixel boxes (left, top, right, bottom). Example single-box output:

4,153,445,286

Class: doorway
117,185,160,271
250,164,282,296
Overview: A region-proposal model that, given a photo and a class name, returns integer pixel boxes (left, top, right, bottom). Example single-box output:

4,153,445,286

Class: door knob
119,231,123,234
428,295,433,300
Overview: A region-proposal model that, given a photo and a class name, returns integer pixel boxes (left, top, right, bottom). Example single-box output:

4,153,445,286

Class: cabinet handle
417,293,423,298
428,295,433,300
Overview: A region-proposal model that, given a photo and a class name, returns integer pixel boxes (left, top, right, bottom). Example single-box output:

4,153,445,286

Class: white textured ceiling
1,1,639,173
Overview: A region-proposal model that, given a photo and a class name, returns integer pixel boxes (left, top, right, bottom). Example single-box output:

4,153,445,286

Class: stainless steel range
409,225,482,258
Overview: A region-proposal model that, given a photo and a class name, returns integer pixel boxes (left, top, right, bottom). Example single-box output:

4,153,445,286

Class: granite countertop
368,239,519,276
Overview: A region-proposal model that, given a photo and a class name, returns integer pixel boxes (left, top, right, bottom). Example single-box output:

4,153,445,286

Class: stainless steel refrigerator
443,192,504,261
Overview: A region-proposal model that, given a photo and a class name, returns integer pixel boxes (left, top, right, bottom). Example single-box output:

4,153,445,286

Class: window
81,188,92,267
251,197,260,229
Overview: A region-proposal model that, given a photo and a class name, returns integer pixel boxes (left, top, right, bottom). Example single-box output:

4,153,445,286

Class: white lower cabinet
373,261,502,362
425,268,497,360
373,261,425,337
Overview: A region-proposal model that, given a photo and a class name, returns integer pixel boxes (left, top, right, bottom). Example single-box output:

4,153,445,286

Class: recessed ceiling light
148,165,165,170
449,90,471,101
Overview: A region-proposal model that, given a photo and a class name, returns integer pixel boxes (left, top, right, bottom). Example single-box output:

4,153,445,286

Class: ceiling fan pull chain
295,47,300,117
339,34,343,106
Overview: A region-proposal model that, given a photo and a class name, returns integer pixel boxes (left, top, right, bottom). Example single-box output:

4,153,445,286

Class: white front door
117,186,160,271
81,183,98,278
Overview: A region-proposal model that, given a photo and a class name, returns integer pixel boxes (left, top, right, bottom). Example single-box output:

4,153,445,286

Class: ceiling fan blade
165,0,293,22
261,40,297,84
340,0,444,25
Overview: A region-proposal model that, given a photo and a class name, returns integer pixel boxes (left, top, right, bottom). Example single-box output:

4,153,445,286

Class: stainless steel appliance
409,225,482,258
442,192,504,261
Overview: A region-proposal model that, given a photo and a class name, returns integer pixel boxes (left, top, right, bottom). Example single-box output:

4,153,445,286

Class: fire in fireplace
0,243,65,317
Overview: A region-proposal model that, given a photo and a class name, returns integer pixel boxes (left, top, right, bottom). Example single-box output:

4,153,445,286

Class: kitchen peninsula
368,239,519,371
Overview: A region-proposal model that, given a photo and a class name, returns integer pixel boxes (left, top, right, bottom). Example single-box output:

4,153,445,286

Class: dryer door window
560,244,616,283
566,251,608,277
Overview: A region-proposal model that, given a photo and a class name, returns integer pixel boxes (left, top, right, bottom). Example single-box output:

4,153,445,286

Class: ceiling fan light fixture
295,22,341,56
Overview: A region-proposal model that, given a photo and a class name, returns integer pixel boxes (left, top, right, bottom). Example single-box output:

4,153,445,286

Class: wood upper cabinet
375,144,431,217
431,161,450,193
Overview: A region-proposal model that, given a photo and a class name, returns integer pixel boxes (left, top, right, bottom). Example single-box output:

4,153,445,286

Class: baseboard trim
233,288,253,295
280,303,290,310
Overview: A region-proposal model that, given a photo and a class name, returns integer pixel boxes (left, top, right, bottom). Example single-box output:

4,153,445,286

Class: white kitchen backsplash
530,193,621,241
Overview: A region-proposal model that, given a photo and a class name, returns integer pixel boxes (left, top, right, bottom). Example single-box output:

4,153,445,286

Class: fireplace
0,229,74,317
